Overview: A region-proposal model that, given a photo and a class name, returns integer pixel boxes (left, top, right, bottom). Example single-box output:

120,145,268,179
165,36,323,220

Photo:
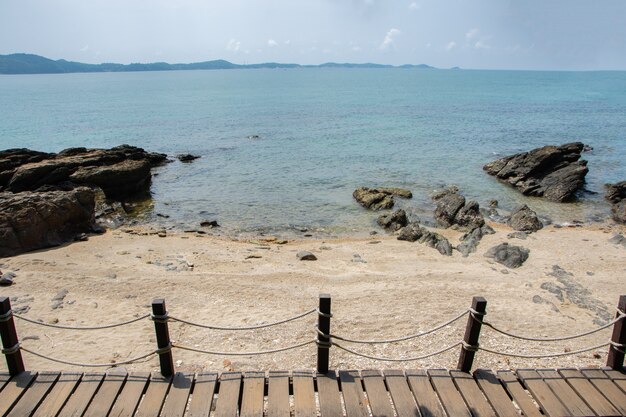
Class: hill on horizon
0,53,438,75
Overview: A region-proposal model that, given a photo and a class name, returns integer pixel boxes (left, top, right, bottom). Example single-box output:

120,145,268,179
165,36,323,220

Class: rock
434,237,453,256
507,231,529,240
247,135,260,140
605,181,626,204
352,187,411,210
0,275,13,286
0,187,96,257
432,187,485,231
377,209,408,231
454,201,485,230
489,199,498,208
507,204,543,232
52,289,69,302
74,233,89,242
612,200,626,224
352,254,367,263
608,233,626,248
176,154,200,163
456,224,494,257
433,189,466,228
2,271,16,280
484,243,529,268
297,251,317,261
200,220,220,228
69,159,152,199
397,223,423,242
483,142,588,202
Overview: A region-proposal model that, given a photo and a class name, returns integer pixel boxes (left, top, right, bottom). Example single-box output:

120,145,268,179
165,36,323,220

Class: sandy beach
1,220,624,374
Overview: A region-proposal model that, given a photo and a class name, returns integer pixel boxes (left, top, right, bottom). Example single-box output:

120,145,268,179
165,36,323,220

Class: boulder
605,182,626,224
484,243,529,269
507,204,543,232
456,224,495,257
433,189,466,228
397,223,423,242
377,209,408,231
483,142,589,202
432,187,485,231
0,187,96,257
69,159,152,198
353,187,412,210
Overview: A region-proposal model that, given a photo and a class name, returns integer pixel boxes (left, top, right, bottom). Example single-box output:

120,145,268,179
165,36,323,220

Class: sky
1,0,625,70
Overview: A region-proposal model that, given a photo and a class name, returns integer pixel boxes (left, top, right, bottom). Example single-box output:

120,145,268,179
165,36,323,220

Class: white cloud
408,2,420,10
380,28,400,50
465,28,479,40
226,39,241,52
268,39,278,47
474,40,490,49
446,41,457,51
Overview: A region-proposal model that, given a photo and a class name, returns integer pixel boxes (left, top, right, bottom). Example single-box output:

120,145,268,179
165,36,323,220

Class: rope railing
171,339,316,356
333,341,462,362
19,346,157,367
476,341,612,359
166,308,316,330
12,313,151,330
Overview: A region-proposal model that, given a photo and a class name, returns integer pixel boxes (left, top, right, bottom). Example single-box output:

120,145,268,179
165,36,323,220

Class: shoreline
1,220,624,373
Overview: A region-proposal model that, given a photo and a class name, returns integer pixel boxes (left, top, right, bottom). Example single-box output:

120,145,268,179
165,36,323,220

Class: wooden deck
0,368,624,417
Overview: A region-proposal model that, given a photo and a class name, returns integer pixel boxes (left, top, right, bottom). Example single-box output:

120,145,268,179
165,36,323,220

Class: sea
1,69,625,237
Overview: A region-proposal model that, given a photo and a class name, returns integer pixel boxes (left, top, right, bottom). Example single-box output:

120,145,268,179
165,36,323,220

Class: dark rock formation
200,220,220,228
0,187,96,257
176,154,200,163
353,187,412,210
1,145,167,198
484,243,529,268
432,187,485,231
377,209,408,231
396,222,452,256
483,142,588,202
397,223,423,242
297,251,317,261
456,224,495,257
605,182,626,224
507,204,543,232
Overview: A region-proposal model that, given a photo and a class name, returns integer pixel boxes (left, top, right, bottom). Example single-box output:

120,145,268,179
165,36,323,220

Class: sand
1,221,625,374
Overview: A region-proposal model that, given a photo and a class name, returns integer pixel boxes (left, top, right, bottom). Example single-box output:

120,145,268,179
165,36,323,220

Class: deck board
1,367,624,416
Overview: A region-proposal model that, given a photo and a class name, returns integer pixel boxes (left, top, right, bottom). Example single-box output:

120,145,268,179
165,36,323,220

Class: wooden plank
134,372,172,417
339,370,368,417
428,369,472,417
240,371,265,417
0,373,11,392
160,372,194,417
267,370,290,417
107,372,150,417
316,371,343,417
497,371,542,417
57,372,104,417
83,371,127,417
214,371,242,417
0,371,36,416
32,372,82,417
536,369,594,416
361,370,394,417
187,372,218,417
581,369,626,413
604,368,626,392
450,370,497,417
292,370,316,417
383,370,419,417
6,372,60,417
472,369,520,417
558,369,620,416
516,369,569,417
406,369,445,417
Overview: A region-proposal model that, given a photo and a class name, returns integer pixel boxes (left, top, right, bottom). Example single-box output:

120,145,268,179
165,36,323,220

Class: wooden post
317,293,332,373
607,295,626,370
0,297,25,375
457,296,487,373
152,299,174,377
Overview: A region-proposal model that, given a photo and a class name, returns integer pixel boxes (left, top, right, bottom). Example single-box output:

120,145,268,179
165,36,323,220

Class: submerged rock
483,142,588,202
377,209,408,231
353,187,412,210
176,154,200,163
507,204,543,232
484,243,529,269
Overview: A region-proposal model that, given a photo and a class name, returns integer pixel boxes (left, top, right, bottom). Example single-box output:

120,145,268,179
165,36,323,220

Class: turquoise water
1,69,625,235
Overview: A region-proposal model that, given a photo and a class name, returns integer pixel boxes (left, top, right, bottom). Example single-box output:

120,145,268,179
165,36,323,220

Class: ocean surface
1,69,625,236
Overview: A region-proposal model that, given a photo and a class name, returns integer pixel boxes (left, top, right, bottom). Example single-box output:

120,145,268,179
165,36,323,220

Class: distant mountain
0,53,437,75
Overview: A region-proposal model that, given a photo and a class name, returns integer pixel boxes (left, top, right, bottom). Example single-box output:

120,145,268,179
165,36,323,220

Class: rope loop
0,310,13,323
461,341,479,352
469,308,486,318
1,342,20,355
609,341,626,354
316,339,333,349
317,309,333,318
155,342,172,355
151,312,170,324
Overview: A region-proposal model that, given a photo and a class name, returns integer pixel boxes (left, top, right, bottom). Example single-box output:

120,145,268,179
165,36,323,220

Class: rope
168,308,316,330
461,341,479,352
317,309,333,318
20,346,157,367
609,341,626,354
328,309,469,344
478,312,625,342
172,339,316,356
1,343,20,355
333,341,462,362
0,311,13,322
151,312,169,324
13,313,151,330
477,342,610,359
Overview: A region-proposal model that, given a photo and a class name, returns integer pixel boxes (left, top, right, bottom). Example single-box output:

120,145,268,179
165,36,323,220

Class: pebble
0,276,14,286
51,289,69,302
297,251,317,261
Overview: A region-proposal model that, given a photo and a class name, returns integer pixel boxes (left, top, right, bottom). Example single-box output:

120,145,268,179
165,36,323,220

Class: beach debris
483,142,588,202
605,181,626,224
507,231,529,240
377,209,408,231
200,220,220,228
608,233,626,248
176,153,200,163
353,187,412,210
431,186,485,231
246,255,262,259
484,243,529,269
297,251,317,261
507,204,543,232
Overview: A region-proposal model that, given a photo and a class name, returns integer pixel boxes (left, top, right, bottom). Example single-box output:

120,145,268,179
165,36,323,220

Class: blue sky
1,0,625,70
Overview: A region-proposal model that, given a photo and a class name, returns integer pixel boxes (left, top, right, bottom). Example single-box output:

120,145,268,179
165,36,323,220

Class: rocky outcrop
0,188,96,257
377,209,408,231
176,154,200,163
456,224,495,257
507,204,543,232
1,145,168,198
605,182,626,224
353,187,412,210
484,243,529,269
396,222,452,256
432,187,485,231
483,142,588,202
